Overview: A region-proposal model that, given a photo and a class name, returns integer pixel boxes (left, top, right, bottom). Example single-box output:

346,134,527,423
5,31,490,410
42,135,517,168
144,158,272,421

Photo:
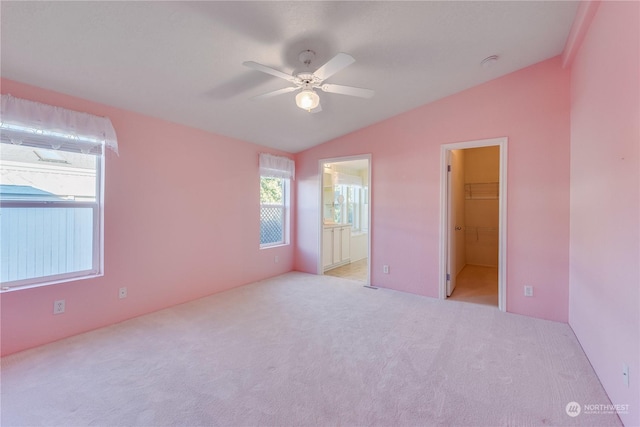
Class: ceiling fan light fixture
295,89,320,111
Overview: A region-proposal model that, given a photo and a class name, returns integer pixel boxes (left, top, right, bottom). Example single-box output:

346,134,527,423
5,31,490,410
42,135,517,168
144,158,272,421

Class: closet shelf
465,182,499,200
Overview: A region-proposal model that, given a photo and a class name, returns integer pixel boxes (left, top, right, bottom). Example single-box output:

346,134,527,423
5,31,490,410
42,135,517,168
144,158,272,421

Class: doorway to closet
319,155,371,285
440,138,507,311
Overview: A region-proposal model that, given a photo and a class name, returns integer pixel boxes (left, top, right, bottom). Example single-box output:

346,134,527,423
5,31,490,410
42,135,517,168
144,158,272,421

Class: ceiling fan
243,50,374,112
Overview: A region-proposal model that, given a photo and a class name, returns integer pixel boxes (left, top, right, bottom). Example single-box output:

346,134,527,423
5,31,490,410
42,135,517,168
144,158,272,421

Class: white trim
317,154,372,286
439,137,508,311
259,177,289,248
98,150,105,277
1,269,101,292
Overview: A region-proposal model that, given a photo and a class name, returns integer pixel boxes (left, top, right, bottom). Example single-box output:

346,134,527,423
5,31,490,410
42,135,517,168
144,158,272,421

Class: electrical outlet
383,265,390,274
623,364,629,387
53,300,65,314
274,255,279,264
119,287,127,299
524,285,533,297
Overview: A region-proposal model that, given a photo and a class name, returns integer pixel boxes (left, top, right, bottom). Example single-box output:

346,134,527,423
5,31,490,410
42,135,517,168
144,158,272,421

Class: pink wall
568,2,639,425
0,78,295,356
295,57,571,322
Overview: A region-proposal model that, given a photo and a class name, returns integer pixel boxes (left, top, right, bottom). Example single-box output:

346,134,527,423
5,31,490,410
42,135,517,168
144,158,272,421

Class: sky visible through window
1,144,96,201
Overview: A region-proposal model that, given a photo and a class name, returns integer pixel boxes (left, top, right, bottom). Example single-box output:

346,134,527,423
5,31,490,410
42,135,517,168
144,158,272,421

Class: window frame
0,148,105,291
333,183,367,234
348,185,361,232
259,176,290,249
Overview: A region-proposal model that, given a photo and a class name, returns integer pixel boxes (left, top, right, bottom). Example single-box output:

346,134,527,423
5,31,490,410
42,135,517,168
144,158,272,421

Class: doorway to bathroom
440,138,507,310
318,155,371,285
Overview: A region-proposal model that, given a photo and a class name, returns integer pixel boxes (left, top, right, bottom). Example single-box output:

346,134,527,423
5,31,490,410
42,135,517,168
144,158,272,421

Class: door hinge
446,273,451,281
447,165,451,172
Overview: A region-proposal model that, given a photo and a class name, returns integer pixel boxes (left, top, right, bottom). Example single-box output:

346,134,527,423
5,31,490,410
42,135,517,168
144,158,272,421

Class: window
0,94,117,290
259,153,294,248
260,177,287,246
332,184,368,233
349,185,361,231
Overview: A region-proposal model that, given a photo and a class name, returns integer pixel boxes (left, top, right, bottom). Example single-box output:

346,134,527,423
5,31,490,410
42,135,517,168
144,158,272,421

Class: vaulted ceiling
1,1,578,153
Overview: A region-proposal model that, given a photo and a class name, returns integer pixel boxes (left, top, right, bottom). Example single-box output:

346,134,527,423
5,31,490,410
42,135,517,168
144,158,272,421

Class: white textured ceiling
1,1,578,153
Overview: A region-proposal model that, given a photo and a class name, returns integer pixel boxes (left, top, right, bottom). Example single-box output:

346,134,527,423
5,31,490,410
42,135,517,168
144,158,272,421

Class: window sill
260,243,290,250
1,271,103,293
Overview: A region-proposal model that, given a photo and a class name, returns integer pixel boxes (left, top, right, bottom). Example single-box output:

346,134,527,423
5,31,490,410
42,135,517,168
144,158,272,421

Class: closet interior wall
463,146,500,267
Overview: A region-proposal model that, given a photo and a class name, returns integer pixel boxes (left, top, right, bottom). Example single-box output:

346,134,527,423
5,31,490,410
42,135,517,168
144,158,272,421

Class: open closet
447,146,500,306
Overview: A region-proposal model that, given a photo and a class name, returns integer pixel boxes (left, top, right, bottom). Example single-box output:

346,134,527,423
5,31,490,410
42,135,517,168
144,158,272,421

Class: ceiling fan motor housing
296,73,321,88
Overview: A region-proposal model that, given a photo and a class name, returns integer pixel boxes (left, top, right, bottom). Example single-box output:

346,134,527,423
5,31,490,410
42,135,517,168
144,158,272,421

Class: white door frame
439,137,508,311
445,149,459,297
317,154,372,286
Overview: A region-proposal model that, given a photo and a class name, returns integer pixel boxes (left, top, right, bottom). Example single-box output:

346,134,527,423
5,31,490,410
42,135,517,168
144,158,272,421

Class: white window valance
259,153,295,180
0,94,118,155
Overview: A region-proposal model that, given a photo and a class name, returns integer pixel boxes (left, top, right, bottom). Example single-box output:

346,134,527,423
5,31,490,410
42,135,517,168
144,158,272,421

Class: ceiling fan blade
250,86,298,100
312,53,355,81
320,84,374,99
243,61,296,83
